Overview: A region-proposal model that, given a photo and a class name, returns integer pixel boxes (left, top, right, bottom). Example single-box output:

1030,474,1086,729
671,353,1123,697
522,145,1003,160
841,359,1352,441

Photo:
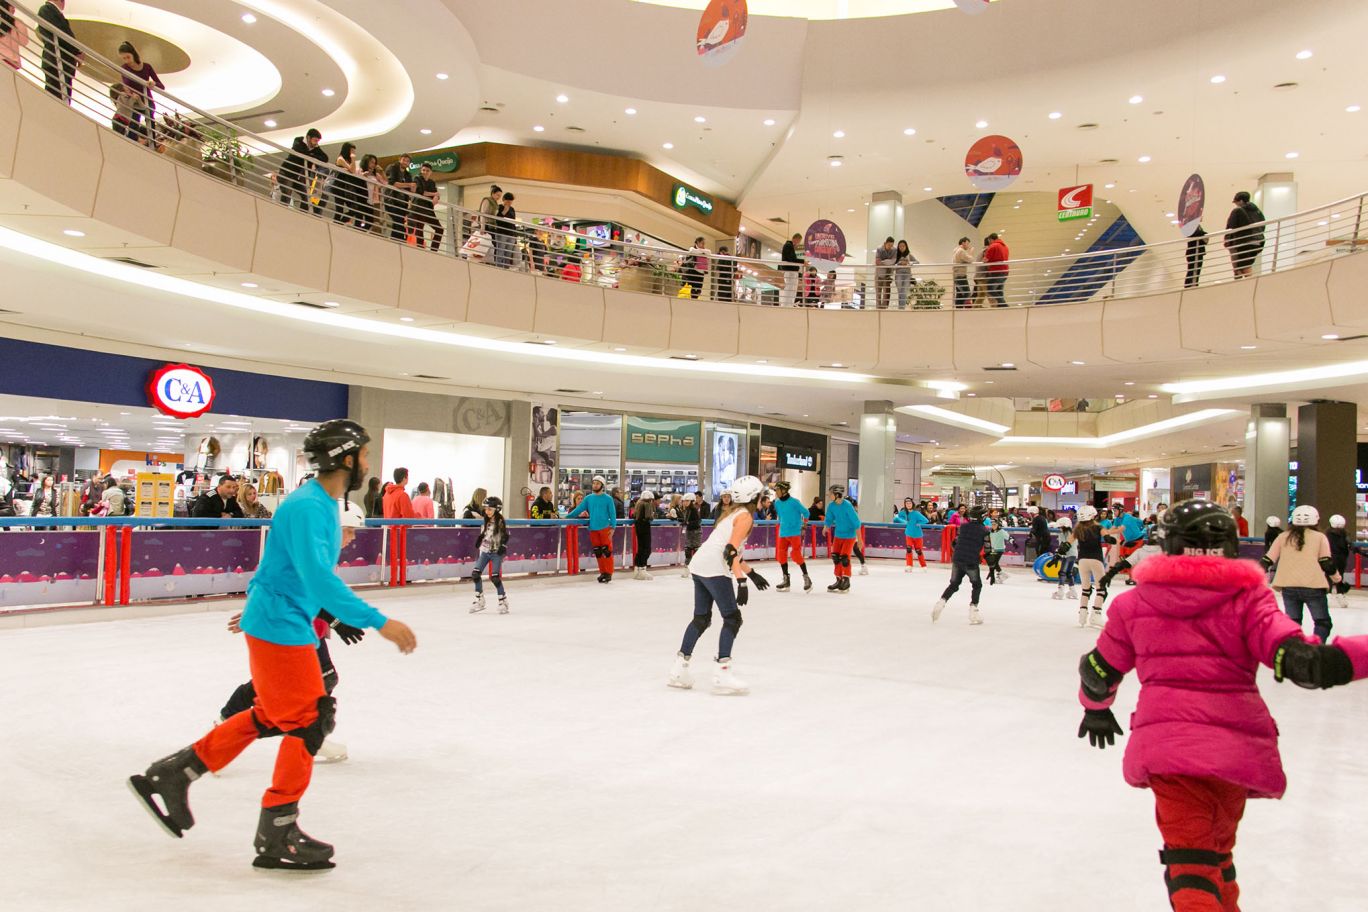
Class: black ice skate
127,746,209,838
838,577,851,594
776,574,791,592
827,580,841,592
253,802,336,871
803,573,813,592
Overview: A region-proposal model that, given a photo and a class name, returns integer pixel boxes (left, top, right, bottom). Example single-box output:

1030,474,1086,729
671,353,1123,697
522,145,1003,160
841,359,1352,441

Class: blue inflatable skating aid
1033,553,1080,584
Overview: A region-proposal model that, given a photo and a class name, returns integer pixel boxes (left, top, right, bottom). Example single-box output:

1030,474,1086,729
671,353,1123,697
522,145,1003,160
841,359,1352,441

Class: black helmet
774,480,791,494
829,484,845,497
482,496,503,512
303,419,368,492
969,505,986,521
1158,500,1238,558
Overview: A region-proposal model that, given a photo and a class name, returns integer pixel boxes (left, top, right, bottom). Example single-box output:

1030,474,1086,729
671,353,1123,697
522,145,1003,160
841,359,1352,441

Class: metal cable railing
5,0,1367,312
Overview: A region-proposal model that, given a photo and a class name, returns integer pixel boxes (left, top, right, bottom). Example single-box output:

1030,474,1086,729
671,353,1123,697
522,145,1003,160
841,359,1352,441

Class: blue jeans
681,574,741,659
473,552,505,595
1282,587,1332,642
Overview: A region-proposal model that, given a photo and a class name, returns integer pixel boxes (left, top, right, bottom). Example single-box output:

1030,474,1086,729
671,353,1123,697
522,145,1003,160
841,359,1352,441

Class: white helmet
591,475,607,485
681,493,695,503
1291,505,1320,527
728,475,766,504
640,489,656,500
340,500,364,528
1266,516,1282,528
1055,516,1073,529
1330,514,1347,529
1077,505,1099,522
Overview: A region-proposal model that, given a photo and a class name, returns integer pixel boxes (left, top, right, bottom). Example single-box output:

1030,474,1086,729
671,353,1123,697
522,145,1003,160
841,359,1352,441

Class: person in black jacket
38,0,80,103
470,496,510,614
191,476,244,520
1028,509,1052,560
529,486,558,520
1328,514,1352,610
933,506,989,625
1224,191,1266,279
779,232,803,306
281,129,327,213
1184,225,1208,288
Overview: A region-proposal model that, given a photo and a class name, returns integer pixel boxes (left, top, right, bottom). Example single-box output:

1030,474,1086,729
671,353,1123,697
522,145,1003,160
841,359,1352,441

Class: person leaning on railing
37,0,80,104
409,162,444,252
118,41,164,144
780,233,803,306
281,129,327,214
383,153,414,242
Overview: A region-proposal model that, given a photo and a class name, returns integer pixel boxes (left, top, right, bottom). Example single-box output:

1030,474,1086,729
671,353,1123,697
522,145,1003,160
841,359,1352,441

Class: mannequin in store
196,436,221,472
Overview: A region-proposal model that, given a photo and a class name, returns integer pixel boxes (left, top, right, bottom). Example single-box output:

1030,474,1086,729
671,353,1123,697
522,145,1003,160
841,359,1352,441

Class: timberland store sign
671,183,714,216
408,152,460,174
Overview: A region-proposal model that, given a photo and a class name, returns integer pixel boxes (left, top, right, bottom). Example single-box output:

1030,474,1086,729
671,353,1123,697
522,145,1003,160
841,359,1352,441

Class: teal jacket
568,492,617,531
824,499,861,539
774,496,810,538
896,508,929,539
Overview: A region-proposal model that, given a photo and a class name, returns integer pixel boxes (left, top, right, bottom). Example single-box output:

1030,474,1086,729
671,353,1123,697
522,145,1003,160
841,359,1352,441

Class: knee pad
688,613,712,636
906,545,914,554
1081,587,1093,600
489,574,502,587
722,611,743,637
284,696,338,757
471,568,483,583
841,554,852,568
250,707,283,740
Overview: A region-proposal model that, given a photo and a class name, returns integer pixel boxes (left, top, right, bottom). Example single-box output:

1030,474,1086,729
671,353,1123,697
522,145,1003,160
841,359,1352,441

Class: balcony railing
5,0,1366,311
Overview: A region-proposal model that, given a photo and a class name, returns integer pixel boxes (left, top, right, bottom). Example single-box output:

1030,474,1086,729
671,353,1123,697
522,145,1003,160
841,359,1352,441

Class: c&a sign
147,363,216,419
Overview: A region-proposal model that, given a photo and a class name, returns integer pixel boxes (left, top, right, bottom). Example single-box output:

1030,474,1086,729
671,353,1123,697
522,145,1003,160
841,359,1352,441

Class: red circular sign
147,363,216,419
1043,473,1067,492
696,0,748,67
964,134,1024,191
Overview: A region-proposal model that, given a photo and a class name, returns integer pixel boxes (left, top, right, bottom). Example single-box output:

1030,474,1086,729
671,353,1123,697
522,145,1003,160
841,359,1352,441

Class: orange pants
193,636,326,809
831,537,855,577
777,535,805,566
589,528,615,576
905,537,927,567
1152,775,1246,912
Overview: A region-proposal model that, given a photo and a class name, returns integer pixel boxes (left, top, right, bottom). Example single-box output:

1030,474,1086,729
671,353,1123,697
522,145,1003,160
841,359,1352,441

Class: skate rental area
5,0,1368,908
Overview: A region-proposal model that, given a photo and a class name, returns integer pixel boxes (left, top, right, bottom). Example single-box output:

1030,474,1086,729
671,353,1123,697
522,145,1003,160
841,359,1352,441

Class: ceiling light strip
897,404,1011,436
994,409,1240,448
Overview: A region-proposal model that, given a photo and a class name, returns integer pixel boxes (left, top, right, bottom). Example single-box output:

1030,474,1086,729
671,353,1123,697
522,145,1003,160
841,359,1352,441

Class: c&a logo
147,363,216,419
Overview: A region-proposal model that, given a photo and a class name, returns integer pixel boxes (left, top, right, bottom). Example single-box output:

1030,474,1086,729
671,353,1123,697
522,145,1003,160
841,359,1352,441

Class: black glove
331,620,366,646
1044,552,1063,571
1274,638,1354,689
746,570,770,591
1077,708,1124,749
736,578,749,606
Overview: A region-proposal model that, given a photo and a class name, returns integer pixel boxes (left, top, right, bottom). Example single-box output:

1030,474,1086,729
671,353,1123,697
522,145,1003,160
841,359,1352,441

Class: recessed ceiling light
695,116,707,124
1104,182,1116,189
1322,333,1340,340
1000,362,1014,368
399,316,415,323
532,125,545,132
613,347,627,352
847,208,855,213
1348,105,1362,113
1166,212,1175,218
832,129,845,138
662,142,673,150
62,229,84,237
240,282,258,288
763,118,776,126
321,88,335,97
1048,111,1062,119
923,186,933,192
323,301,339,308
685,354,698,360
1148,394,1159,399
625,107,637,115
556,94,569,103
1138,155,1152,163
975,119,988,129
967,393,977,397
1129,94,1144,104
1285,151,1299,159
1296,49,1313,60
903,127,916,135
756,359,768,364
263,119,277,128
1210,74,1226,84
1070,360,1086,365
241,12,257,24
436,73,448,80
831,362,844,368
543,339,558,345
420,128,432,135
1124,381,1135,386
829,159,842,167
592,391,603,396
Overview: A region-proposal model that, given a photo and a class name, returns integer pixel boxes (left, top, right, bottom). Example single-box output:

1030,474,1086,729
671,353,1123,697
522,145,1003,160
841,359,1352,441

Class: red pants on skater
904,536,926,568
1152,775,1244,911
777,534,805,568
589,528,614,578
831,536,855,577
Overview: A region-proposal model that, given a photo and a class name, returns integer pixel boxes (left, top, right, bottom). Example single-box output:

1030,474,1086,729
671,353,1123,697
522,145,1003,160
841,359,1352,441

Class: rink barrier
0,517,1353,615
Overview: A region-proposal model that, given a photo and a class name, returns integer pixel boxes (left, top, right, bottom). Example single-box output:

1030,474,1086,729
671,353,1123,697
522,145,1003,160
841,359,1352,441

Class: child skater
985,513,1009,585
1055,505,1108,627
895,497,929,572
668,475,769,695
1076,500,1368,911
933,505,988,625
823,485,861,593
470,496,510,613
1050,515,1079,601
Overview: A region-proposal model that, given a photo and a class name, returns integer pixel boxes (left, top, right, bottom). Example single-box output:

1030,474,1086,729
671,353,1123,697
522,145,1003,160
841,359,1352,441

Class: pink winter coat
1080,554,1368,799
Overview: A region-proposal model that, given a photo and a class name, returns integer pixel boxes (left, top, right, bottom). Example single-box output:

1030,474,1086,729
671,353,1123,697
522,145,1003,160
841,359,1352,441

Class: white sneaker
1052,589,1064,601
498,595,509,615
316,739,348,764
859,565,869,576
667,653,694,690
469,593,486,614
969,606,984,625
1088,609,1105,628
712,659,749,696
932,598,947,622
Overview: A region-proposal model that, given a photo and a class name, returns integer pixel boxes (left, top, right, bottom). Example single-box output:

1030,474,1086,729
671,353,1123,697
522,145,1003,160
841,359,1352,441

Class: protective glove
1044,552,1063,571
746,569,770,591
330,620,366,646
1077,708,1124,749
1274,638,1354,689
736,578,749,606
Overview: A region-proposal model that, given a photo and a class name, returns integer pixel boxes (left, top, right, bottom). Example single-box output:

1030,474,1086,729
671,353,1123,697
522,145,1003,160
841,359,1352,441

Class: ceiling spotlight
1285,151,1299,159
763,118,776,126
903,127,916,135
832,129,845,138
1296,49,1313,60
241,12,257,24
399,316,415,323
1123,381,1135,386
1048,111,1062,119
556,94,569,103
1322,333,1341,340
62,229,85,237
1138,155,1152,163
975,119,988,129
1148,394,1159,399
321,88,335,97
695,116,707,123
1348,105,1362,113
923,186,933,192
1240,344,1258,350
436,73,448,80
1128,94,1144,104
1070,360,1086,365
847,208,855,213
829,159,842,167
240,282,258,288
1210,74,1226,84
1000,362,1014,368
420,128,432,135
613,347,627,352
1104,182,1116,189
263,119,277,128
662,142,674,150
625,107,637,115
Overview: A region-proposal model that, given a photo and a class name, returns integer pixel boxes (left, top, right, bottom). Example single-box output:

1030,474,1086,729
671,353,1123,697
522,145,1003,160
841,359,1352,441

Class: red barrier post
566,525,579,575
399,526,409,586
387,527,400,587
1357,551,1362,590
103,527,119,605
940,525,958,564
119,526,133,605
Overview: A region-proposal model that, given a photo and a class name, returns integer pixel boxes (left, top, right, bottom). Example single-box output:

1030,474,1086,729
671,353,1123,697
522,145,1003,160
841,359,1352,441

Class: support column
1256,172,1297,274
867,190,904,260
857,401,897,525
1296,401,1356,525
1245,404,1289,526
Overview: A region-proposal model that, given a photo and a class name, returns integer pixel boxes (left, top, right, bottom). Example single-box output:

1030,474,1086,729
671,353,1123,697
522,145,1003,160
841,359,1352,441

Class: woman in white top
1263,504,1339,643
952,237,974,308
669,475,770,695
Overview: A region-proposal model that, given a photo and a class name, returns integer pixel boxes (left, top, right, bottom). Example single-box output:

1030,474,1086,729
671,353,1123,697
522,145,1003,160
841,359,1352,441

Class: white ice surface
4,562,1368,912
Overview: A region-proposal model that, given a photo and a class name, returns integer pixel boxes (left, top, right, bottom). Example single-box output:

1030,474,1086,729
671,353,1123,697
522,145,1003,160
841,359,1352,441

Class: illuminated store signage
672,183,714,216
408,151,460,174
147,364,215,419
780,447,817,471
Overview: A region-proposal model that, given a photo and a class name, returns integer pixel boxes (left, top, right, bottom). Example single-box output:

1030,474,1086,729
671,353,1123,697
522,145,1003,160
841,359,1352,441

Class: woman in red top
118,41,165,145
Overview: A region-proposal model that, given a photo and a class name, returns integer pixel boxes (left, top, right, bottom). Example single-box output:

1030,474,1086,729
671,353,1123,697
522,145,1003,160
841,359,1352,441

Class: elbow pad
722,543,738,569
1319,556,1336,575
1079,649,1122,702
1260,555,1274,571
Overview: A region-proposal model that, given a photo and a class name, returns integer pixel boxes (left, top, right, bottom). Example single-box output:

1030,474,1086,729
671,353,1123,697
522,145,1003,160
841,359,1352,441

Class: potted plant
200,126,254,186
912,278,947,309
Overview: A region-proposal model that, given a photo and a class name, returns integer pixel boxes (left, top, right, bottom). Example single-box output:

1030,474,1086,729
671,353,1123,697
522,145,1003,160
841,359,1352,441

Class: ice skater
1327,513,1352,610
470,496,510,614
678,492,702,579
668,475,769,695
933,505,988,624
985,515,1009,585
1263,505,1340,643
1086,526,1162,624
1049,515,1079,601
895,497,929,572
631,490,656,581
772,480,812,592
1075,500,1368,911
128,420,418,871
823,485,861,593
1057,505,1107,627
568,475,617,583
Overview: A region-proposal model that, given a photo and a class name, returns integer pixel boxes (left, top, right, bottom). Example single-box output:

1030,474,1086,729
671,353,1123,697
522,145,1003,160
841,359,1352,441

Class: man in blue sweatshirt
568,474,618,582
128,419,417,872
772,480,812,592
823,485,861,593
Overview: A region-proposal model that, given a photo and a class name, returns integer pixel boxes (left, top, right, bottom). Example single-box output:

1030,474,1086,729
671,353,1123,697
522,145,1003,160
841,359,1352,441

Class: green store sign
408,151,460,174
626,416,701,464
671,183,714,216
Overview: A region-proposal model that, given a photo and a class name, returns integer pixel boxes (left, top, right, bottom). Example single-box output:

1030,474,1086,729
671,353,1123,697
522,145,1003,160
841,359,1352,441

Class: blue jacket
1118,512,1146,543
240,481,387,647
824,499,861,539
774,496,810,538
568,492,617,531
896,508,929,539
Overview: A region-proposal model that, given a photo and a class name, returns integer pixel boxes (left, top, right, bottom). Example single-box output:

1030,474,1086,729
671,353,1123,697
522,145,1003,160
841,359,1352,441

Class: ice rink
5,560,1368,912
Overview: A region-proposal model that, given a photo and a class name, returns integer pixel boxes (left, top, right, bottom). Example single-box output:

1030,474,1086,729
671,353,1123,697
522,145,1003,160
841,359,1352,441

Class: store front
759,426,828,507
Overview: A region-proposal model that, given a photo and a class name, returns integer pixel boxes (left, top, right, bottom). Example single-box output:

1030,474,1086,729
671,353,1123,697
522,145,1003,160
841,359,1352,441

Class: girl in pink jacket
1076,500,1368,912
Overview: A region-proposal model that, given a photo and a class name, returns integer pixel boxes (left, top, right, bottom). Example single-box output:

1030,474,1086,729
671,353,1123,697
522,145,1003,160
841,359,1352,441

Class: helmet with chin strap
303,419,369,494
1158,500,1239,558
1291,505,1320,528
728,475,766,505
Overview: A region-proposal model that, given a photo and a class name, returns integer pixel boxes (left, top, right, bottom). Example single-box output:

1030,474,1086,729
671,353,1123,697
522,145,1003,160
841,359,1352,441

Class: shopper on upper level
952,237,974,308
37,0,80,104
491,193,519,268
713,245,735,302
982,233,1010,307
1225,191,1266,280
780,233,803,307
681,237,709,300
383,468,415,519
409,163,444,252
383,154,415,242
478,185,502,234
873,237,897,310
894,240,914,309
281,129,327,213
117,41,164,143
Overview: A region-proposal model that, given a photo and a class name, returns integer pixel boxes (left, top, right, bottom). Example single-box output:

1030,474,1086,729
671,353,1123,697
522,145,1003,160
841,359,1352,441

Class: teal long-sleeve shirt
824,499,861,539
568,491,617,531
240,480,387,647
895,508,929,539
774,496,810,537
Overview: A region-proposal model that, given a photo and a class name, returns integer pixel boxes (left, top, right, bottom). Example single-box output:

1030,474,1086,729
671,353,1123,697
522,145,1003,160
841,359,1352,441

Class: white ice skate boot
498,595,509,615
969,605,984,625
1067,587,1078,600
315,739,348,764
469,592,486,614
680,567,691,579
859,564,869,576
667,653,694,690
712,659,749,696
1336,592,1350,611
905,565,915,573
932,598,947,622
1088,609,1105,628
1077,607,1089,627
1052,588,1065,601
